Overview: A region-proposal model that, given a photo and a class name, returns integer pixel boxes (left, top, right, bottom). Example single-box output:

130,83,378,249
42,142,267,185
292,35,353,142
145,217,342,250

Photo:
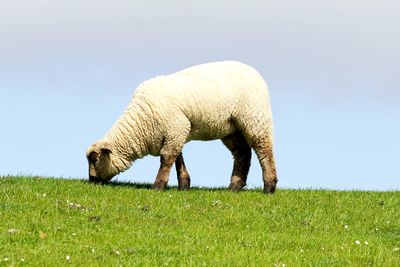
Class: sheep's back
133,61,270,141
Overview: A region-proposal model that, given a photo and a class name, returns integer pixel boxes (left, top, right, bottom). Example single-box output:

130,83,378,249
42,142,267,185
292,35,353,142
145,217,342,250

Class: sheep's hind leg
222,132,252,192
175,153,190,190
252,138,277,194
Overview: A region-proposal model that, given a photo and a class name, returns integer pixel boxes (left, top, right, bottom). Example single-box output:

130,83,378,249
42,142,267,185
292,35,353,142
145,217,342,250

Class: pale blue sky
1,0,399,190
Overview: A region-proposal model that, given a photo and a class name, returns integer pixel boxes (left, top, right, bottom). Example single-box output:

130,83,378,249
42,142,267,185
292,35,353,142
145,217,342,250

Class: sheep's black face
86,142,118,183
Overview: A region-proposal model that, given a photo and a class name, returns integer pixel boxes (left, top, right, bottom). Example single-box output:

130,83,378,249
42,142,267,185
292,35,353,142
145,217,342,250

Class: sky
1,0,399,190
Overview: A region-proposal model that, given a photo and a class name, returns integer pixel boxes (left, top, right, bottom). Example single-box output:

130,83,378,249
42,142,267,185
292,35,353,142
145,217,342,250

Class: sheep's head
86,140,119,184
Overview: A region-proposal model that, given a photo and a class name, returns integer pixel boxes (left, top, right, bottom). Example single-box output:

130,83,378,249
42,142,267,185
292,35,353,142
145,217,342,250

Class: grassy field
1,176,399,266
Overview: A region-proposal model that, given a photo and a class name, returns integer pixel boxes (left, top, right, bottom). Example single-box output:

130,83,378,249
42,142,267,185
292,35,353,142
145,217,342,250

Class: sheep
86,60,277,193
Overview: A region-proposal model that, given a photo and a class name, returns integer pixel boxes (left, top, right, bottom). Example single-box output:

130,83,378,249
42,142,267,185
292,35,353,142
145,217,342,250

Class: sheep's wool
88,61,275,188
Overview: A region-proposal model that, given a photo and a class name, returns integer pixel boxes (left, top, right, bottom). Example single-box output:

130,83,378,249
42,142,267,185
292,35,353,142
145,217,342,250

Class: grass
0,176,399,266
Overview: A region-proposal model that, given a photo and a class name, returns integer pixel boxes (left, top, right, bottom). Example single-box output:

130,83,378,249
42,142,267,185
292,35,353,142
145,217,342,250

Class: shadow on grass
87,179,236,192
3,175,262,192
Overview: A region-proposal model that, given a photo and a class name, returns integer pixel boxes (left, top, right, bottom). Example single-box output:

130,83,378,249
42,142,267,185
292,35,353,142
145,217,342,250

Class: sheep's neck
106,101,157,166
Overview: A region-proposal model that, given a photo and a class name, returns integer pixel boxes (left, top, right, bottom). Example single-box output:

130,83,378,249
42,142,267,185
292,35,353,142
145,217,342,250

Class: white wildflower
66,255,71,261
355,240,361,245
7,228,20,234
212,200,222,206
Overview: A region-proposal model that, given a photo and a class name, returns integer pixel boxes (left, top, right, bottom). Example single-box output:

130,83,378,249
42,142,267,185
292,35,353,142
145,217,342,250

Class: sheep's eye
89,151,98,164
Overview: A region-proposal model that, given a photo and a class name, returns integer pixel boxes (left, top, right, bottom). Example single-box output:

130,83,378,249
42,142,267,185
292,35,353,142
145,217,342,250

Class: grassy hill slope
1,176,399,266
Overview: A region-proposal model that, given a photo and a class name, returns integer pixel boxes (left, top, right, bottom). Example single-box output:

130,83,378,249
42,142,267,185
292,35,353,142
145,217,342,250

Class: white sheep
86,61,277,193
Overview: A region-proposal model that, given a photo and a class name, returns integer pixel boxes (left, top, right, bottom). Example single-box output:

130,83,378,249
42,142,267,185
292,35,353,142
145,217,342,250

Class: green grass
1,176,399,266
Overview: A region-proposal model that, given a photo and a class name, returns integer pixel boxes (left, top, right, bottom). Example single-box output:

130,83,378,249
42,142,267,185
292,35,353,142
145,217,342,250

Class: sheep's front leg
152,154,177,190
175,153,190,190
153,119,190,190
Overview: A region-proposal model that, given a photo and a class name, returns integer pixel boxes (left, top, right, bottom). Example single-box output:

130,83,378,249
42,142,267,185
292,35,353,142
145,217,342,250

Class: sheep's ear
100,142,112,154
101,147,112,154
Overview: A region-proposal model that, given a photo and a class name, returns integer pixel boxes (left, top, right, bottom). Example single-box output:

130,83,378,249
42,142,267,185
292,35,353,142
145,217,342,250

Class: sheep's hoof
263,183,276,194
178,184,190,191
152,181,167,191
228,183,244,192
